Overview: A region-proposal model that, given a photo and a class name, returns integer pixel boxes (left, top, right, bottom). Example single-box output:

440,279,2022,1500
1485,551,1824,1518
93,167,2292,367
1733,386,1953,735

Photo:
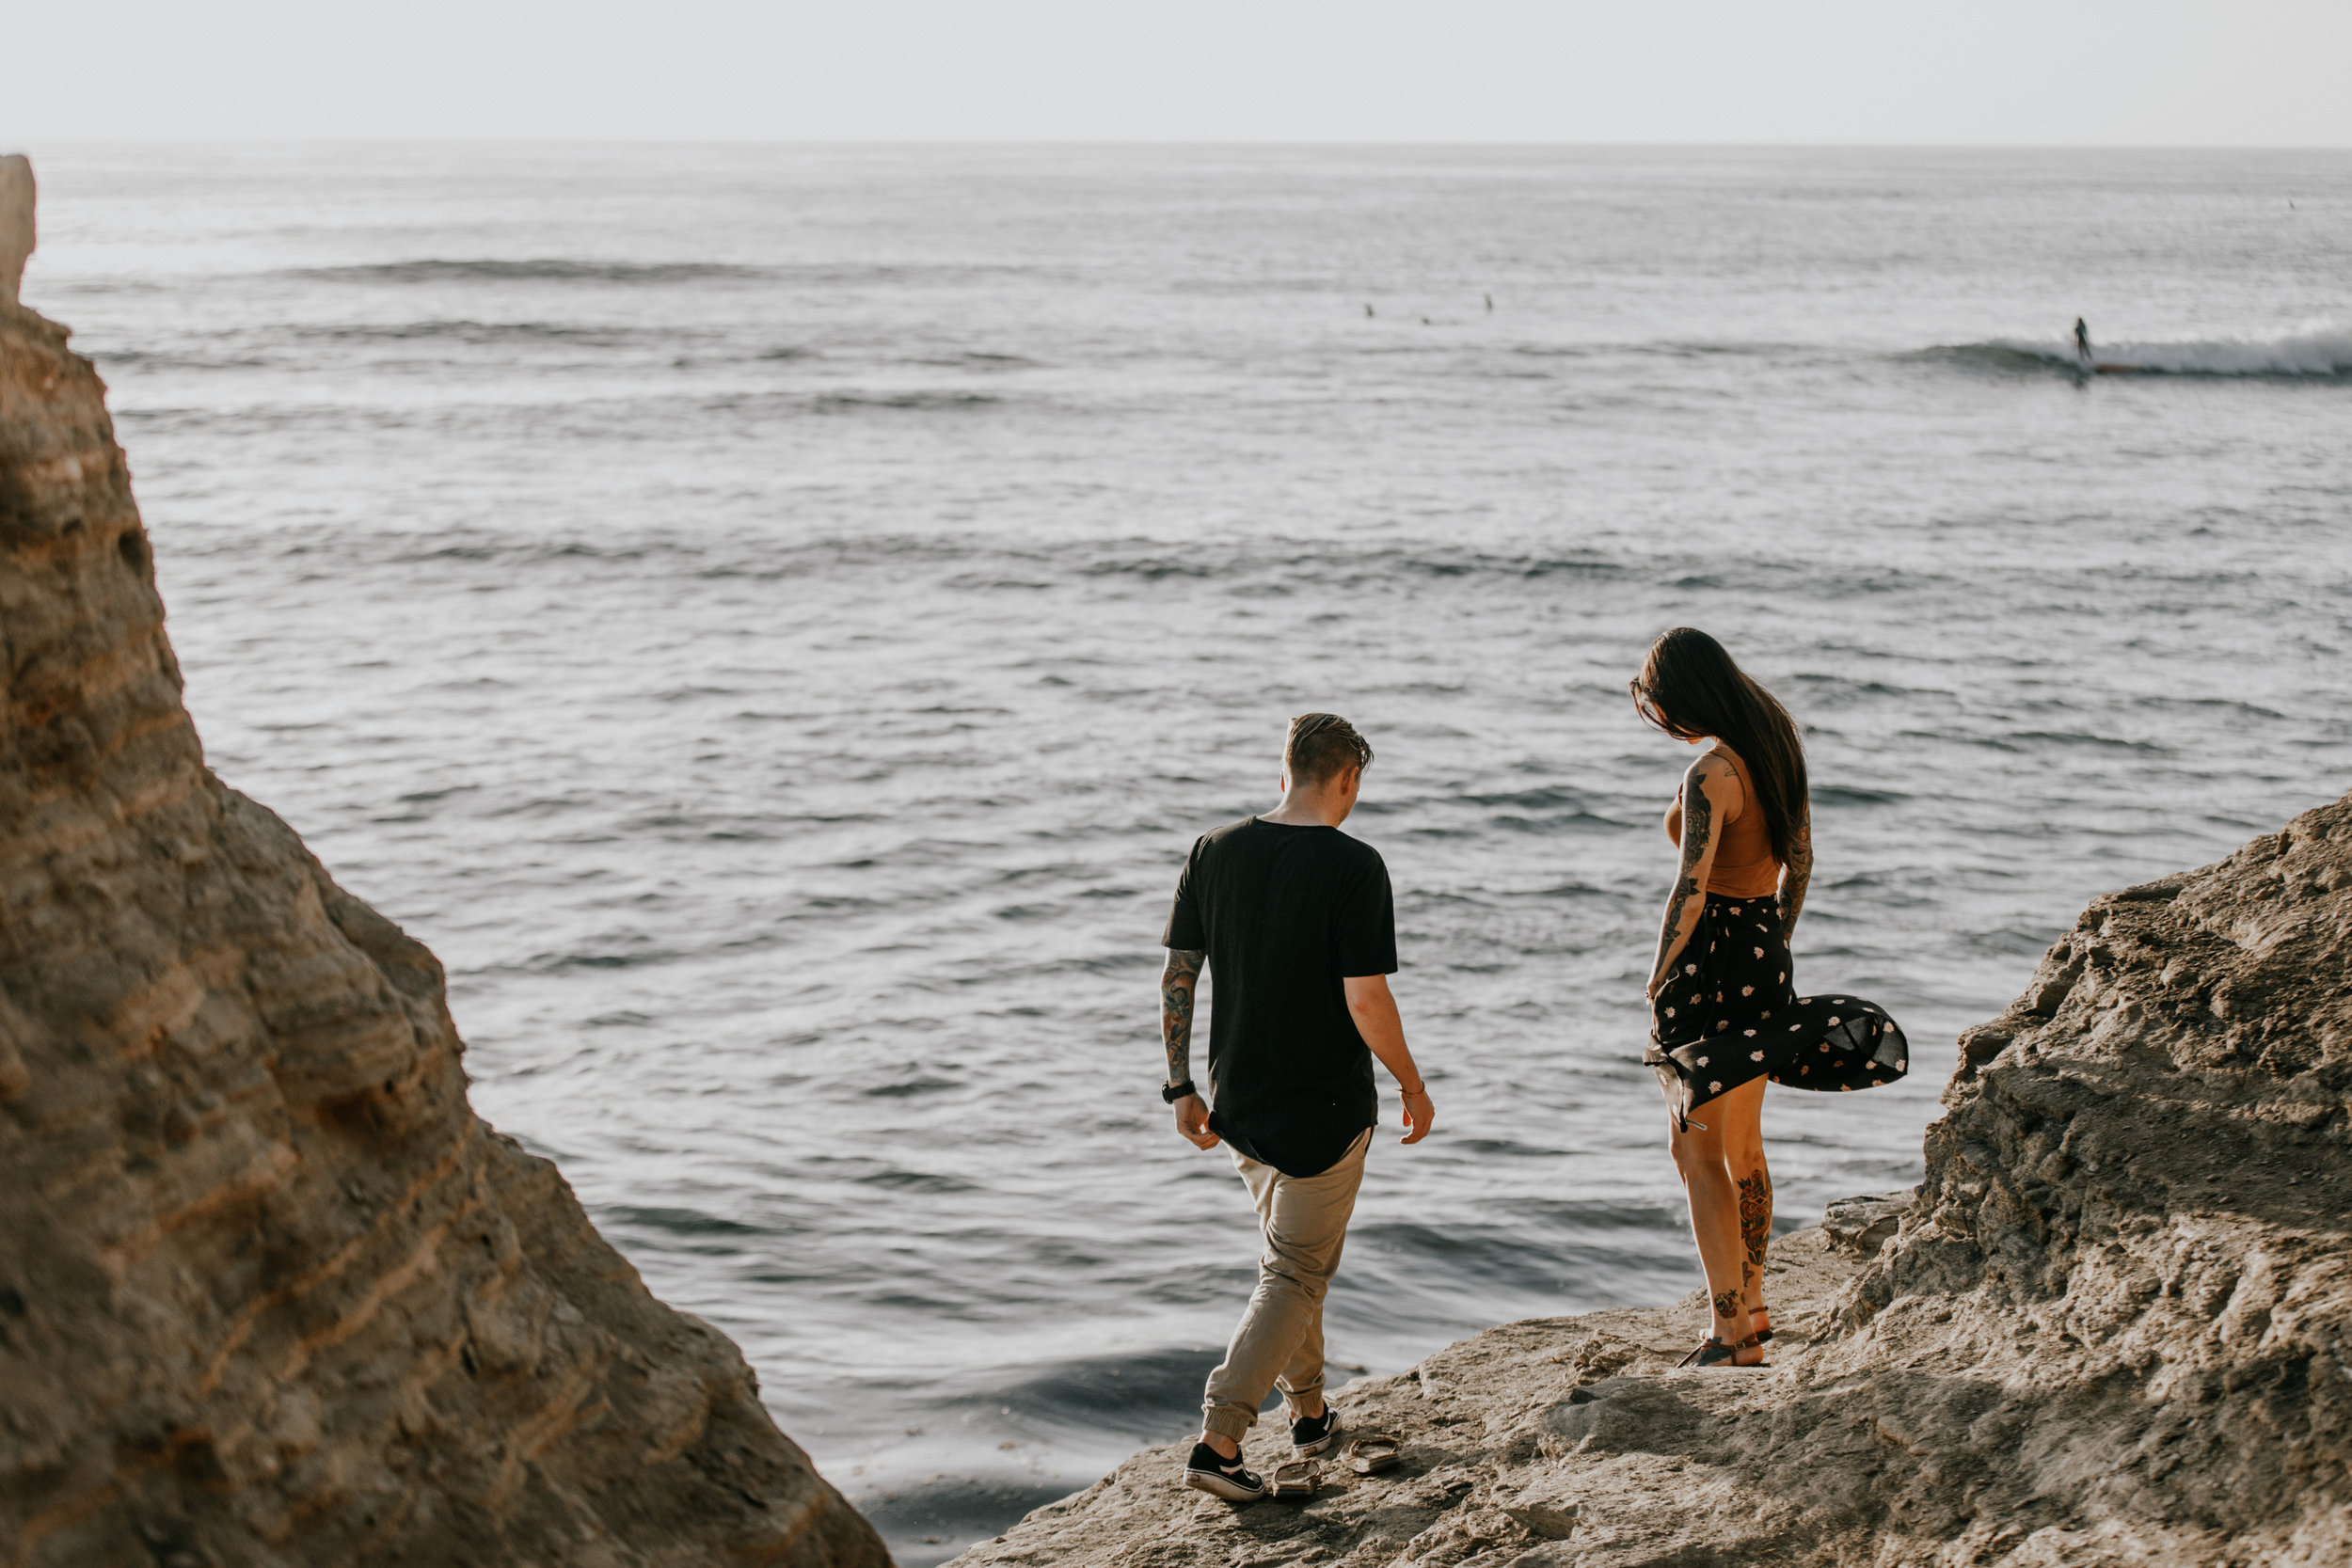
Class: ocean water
25,144,2352,1563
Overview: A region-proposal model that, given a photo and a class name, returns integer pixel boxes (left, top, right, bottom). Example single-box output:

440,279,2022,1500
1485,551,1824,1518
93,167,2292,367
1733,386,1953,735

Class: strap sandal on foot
1676,1334,1763,1369
1269,1460,1321,1498
1343,1434,1403,1475
1751,1309,1774,1344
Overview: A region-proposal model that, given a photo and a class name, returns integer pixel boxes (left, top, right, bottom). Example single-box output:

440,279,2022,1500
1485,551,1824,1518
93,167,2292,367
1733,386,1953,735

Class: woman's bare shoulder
1686,749,1744,810
1685,749,1741,785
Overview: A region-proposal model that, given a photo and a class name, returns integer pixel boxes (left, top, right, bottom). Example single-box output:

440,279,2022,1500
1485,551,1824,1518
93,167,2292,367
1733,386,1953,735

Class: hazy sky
7,0,2349,144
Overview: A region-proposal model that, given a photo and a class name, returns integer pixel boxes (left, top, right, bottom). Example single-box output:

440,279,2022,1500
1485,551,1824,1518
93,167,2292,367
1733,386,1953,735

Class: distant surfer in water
2074,318,2092,367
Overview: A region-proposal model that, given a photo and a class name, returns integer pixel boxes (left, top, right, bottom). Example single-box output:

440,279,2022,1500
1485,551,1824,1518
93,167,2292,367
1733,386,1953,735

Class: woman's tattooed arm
1648,757,1731,996
1161,948,1205,1085
1778,805,1813,943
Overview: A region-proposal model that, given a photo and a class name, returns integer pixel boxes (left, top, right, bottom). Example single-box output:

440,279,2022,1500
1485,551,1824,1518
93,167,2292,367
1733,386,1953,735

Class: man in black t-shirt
1160,713,1436,1502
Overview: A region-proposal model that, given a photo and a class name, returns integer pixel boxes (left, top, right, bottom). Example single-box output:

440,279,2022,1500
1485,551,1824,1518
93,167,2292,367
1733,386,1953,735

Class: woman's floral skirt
1645,893,1909,1129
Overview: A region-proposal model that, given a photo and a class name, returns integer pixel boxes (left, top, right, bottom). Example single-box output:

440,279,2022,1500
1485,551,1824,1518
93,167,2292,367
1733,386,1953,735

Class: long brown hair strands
1629,628,1810,864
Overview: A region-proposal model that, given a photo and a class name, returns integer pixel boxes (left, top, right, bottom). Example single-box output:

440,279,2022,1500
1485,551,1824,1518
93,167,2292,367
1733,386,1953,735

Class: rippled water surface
28,144,2352,1563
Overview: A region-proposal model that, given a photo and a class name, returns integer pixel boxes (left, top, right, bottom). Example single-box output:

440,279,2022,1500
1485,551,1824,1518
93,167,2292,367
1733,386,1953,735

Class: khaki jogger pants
1200,1128,1371,1443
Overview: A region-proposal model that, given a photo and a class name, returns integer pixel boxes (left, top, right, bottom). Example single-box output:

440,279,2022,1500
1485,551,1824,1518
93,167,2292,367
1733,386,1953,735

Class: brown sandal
1676,1334,1763,1369
1343,1434,1403,1475
1269,1460,1322,1498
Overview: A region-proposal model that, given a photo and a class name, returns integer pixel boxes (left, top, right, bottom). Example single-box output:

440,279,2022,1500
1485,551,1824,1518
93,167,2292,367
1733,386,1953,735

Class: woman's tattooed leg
1738,1168,1774,1344
1737,1168,1772,1292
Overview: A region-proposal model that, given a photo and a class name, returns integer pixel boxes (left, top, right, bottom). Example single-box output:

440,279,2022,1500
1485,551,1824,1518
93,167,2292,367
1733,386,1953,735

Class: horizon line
7,136,2352,153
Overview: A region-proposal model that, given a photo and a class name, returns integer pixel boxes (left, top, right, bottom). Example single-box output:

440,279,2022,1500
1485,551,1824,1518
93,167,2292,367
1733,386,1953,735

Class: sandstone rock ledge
1,167,887,1566
954,797,2352,1568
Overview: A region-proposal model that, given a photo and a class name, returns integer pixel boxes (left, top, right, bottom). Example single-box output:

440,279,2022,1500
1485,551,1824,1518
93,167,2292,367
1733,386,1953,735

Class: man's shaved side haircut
1286,713,1374,786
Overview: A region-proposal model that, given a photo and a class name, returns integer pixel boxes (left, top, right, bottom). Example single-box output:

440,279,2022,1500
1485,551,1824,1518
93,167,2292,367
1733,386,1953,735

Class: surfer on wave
2074,317,2092,367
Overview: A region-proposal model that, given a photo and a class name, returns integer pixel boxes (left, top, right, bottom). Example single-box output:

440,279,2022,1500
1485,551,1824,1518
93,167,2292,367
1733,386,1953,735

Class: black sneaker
1290,1408,1341,1459
1182,1442,1268,1502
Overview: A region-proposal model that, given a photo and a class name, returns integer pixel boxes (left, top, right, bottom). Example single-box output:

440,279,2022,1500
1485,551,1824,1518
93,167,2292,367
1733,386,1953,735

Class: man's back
1164,816,1396,1178
1160,712,1430,1500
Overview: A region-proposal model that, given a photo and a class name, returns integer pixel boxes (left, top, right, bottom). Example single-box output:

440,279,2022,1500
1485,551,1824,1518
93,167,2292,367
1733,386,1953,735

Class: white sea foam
1987,325,2352,376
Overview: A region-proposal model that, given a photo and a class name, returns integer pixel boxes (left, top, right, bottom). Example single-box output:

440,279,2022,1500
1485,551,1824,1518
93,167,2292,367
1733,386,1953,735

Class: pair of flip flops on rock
1267,1435,1403,1499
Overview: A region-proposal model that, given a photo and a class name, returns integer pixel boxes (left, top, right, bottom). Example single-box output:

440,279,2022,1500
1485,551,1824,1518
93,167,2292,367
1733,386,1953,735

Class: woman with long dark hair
1631,627,1909,1369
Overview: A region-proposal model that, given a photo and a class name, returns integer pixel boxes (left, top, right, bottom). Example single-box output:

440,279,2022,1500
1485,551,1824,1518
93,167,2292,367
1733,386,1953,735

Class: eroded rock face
0,156,30,309
0,209,887,1563
951,798,2352,1568
1841,792,2352,1560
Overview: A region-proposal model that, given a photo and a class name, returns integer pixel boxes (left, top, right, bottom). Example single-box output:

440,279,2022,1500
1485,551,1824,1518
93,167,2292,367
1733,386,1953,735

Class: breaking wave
289,259,770,285
281,259,1049,287
1937,326,2352,378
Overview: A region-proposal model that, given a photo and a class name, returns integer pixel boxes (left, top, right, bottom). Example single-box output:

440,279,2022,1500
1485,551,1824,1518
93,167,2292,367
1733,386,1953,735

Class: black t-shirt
1162,816,1399,1178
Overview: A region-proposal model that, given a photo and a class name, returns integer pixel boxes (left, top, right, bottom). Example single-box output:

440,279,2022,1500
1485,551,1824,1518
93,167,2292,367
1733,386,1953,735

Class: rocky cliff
953,795,2352,1567
0,164,890,1568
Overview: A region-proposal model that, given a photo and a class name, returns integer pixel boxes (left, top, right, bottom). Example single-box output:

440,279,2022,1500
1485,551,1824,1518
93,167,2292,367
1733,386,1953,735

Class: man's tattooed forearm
1738,1169,1772,1269
1161,949,1204,1084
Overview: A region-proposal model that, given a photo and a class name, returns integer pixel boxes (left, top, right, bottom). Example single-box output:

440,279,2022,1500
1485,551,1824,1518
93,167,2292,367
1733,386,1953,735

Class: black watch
1161,1079,1198,1103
